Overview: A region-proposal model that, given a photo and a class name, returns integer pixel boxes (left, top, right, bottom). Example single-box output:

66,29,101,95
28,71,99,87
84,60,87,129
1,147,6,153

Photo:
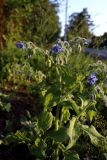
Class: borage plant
1,40,107,160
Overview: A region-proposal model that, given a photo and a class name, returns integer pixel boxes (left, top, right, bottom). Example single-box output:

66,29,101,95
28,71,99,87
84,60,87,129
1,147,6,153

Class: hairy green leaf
80,124,107,151
38,111,53,131
44,93,53,108
64,150,80,160
66,117,81,150
47,127,68,142
29,138,47,158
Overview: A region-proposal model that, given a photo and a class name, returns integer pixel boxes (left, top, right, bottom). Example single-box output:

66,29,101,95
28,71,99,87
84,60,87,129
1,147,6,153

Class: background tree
0,0,61,49
89,32,107,48
0,0,10,49
66,8,94,40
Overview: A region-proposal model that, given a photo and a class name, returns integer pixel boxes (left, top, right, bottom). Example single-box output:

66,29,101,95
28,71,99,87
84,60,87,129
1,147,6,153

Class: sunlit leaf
69,99,80,115
38,111,53,131
66,117,81,150
80,124,107,151
61,107,70,123
44,93,53,108
87,110,96,122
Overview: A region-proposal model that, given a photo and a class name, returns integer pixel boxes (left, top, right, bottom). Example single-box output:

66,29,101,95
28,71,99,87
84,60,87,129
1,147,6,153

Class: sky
57,0,107,36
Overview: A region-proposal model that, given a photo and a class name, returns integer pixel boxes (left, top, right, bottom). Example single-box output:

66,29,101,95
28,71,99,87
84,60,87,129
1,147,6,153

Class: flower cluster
87,72,98,85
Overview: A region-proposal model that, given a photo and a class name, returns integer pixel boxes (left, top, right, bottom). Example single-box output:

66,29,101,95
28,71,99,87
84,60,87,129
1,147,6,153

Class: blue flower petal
51,44,62,54
87,72,98,85
15,42,26,49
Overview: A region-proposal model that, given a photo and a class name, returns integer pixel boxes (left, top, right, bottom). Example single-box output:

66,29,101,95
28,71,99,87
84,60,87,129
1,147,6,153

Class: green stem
55,146,59,160
77,100,96,120
54,106,60,159
55,106,60,131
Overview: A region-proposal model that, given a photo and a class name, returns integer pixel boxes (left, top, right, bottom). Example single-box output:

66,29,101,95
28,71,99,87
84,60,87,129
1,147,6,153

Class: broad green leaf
78,81,84,93
0,140,3,145
61,101,73,109
67,117,76,139
45,85,61,107
79,97,88,109
0,103,11,112
70,99,80,115
64,151,80,160
87,110,96,122
38,111,53,131
103,153,107,160
61,107,70,123
29,138,47,158
44,93,53,108
47,127,68,142
5,131,30,143
80,124,107,151
44,91,58,108
81,124,103,138
66,117,81,150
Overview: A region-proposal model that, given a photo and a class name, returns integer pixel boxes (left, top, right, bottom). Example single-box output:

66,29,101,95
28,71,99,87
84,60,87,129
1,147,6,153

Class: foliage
89,32,107,48
0,0,60,49
0,38,107,159
66,8,94,40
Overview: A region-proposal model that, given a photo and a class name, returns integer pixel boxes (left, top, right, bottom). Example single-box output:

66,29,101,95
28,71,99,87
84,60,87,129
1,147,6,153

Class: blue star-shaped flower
87,72,98,85
51,44,62,54
15,41,26,48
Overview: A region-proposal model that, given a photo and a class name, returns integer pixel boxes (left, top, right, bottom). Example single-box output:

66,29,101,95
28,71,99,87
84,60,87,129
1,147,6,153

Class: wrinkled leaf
66,117,81,150
44,93,53,108
5,131,30,143
29,138,47,158
87,110,96,122
80,124,107,151
64,150,80,160
61,107,70,123
47,127,68,142
70,99,80,115
38,111,53,131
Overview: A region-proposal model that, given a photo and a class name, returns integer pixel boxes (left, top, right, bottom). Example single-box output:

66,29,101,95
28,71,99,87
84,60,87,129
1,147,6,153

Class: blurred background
0,0,107,49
